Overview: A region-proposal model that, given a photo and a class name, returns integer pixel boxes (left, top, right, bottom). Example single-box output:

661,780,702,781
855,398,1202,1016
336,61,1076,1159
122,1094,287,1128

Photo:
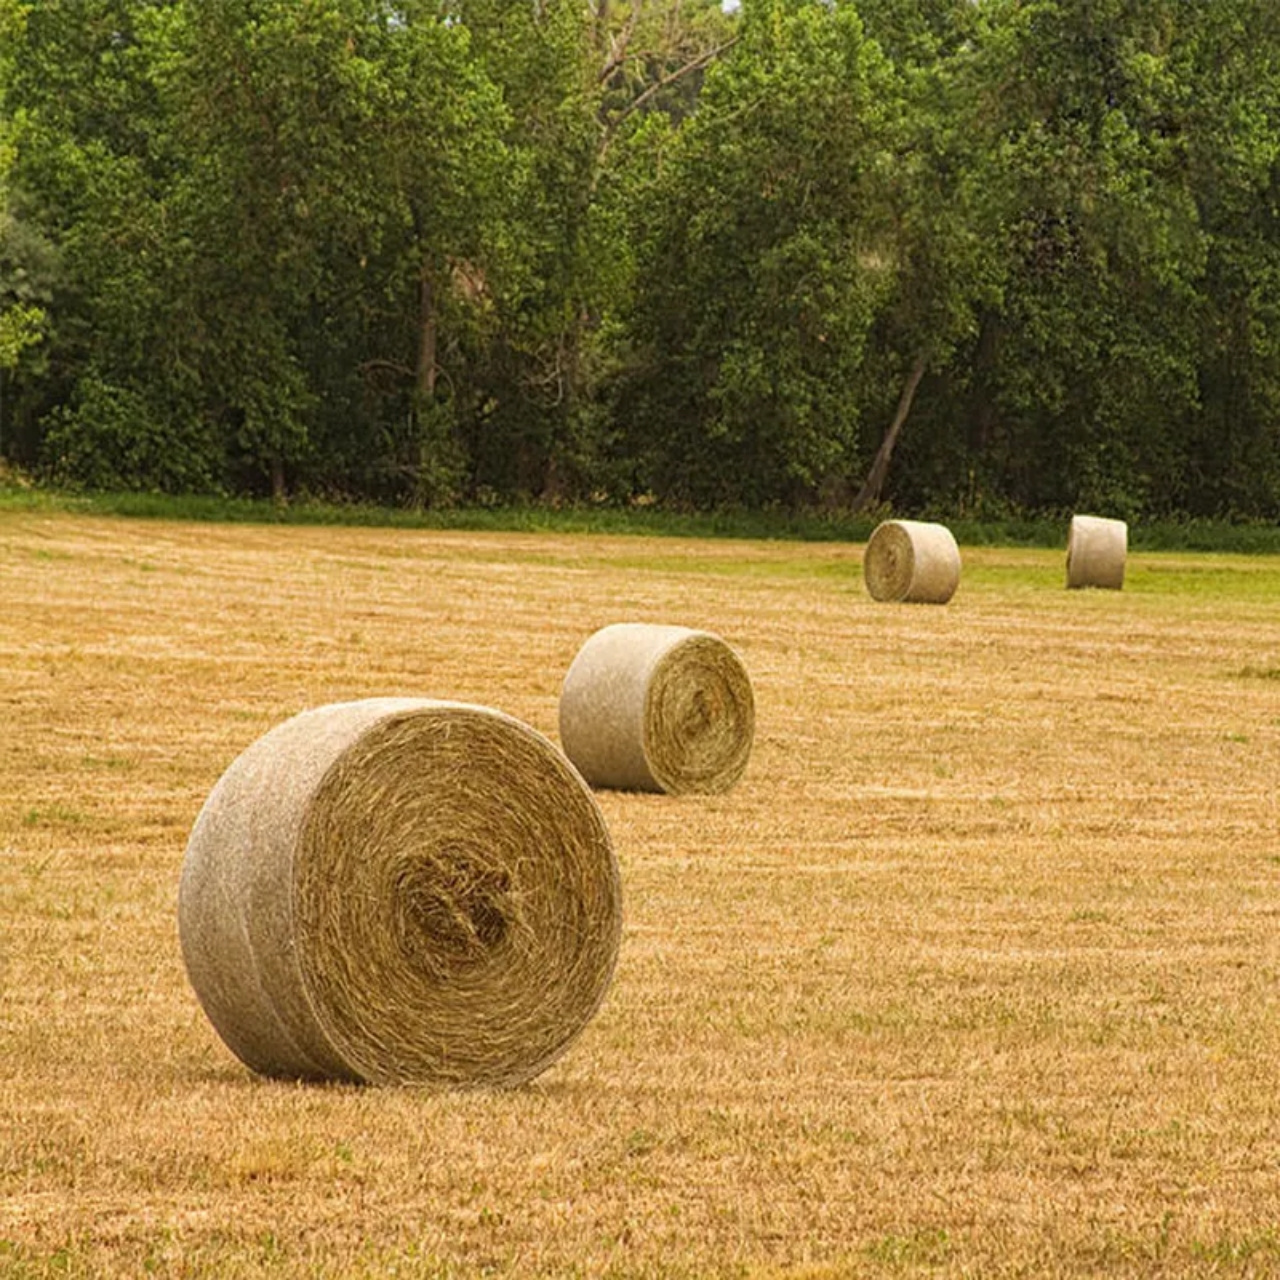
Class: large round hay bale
178,698,621,1088
1066,514,1127,590
559,623,754,795
863,519,961,604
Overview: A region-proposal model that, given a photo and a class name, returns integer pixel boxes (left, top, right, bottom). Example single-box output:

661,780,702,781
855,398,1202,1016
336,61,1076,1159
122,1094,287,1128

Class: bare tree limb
607,36,739,134
598,1,643,83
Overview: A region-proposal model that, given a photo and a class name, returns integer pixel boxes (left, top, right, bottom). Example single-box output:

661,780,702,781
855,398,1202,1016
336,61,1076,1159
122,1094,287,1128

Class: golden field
2,510,1279,1278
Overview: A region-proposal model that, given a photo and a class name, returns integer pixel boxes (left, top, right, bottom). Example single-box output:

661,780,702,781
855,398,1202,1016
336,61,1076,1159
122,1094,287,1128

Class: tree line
3,0,1280,521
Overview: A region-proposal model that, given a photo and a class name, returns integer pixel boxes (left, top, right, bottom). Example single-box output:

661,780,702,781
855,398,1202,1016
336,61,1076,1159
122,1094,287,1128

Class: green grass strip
3,482,1280,553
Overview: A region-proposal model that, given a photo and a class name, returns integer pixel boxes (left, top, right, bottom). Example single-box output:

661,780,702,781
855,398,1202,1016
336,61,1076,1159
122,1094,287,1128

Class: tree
0,206,45,377
0,0,221,489
616,0,904,507
594,0,738,140
1174,0,1280,517
444,0,739,502
139,0,518,501
945,0,1207,519
0,1,45,373
844,0,1001,511
429,0,608,500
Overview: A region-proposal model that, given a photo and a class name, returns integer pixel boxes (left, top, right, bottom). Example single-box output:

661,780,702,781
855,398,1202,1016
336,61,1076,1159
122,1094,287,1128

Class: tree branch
359,358,415,380
598,2,643,83
609,37,739,131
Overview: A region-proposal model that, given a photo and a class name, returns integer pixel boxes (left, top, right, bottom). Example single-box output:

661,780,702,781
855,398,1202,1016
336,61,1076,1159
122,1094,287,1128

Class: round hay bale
863,519,961,604
178,698,621,1088
559,623,754,795
1066,514,1127,590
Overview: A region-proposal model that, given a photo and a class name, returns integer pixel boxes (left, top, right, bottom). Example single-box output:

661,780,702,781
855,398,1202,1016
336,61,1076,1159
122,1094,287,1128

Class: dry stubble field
2,510,1280,1278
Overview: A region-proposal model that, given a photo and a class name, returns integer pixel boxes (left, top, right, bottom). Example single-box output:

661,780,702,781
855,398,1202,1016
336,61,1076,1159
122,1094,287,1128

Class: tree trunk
969,313,998,454
851,354,927,514
270,454,286,505
417,265,437,401
414,265,439,506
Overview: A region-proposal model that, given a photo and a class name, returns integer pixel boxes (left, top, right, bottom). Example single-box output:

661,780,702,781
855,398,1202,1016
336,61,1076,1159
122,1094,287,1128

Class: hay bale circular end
179,698,621,1088
863,520,961,604
1066,514,1127,590
559,623,755,795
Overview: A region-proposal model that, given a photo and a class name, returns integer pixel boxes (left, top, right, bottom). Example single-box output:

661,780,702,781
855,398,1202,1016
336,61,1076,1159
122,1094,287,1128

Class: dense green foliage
0,0,45,371
3,0,1280,520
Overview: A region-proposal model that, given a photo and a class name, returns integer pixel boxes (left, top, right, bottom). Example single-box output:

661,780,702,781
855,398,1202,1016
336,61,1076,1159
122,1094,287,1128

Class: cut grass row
4,511,1280,1277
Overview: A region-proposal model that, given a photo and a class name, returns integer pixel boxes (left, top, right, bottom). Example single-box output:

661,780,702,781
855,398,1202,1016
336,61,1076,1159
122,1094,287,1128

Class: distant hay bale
178,698,621,1088
863,519,961,604
1066,515,1127,590
559,623,754,795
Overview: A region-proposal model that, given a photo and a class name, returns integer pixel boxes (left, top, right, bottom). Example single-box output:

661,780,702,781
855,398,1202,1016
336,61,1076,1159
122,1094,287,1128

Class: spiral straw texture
1066,514,1128,590
559,624,755,795
178,698,621,1088
863,519,961,604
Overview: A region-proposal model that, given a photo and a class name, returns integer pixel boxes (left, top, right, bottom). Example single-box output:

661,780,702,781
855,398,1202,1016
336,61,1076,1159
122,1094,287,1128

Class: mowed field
2,510,1280,1278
